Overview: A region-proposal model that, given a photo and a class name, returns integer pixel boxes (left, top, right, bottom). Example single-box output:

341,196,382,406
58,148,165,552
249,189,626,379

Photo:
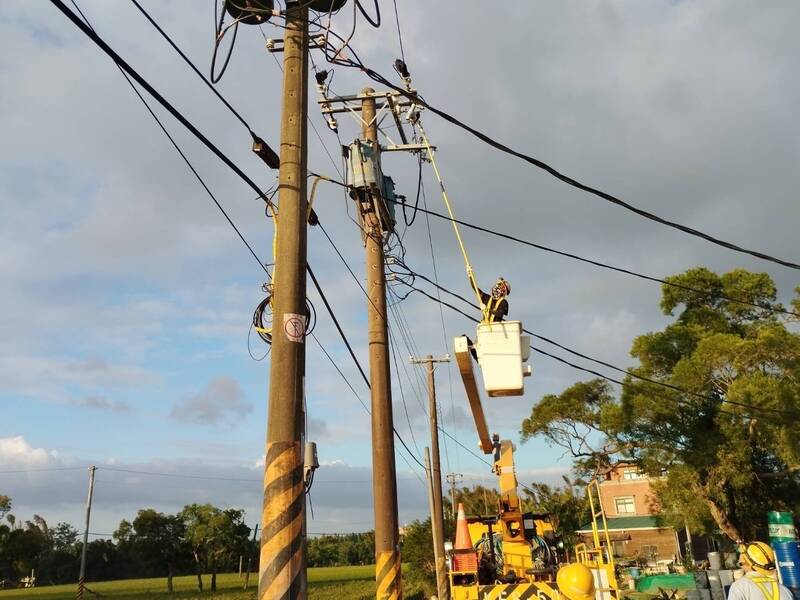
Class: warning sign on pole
283,313,306,343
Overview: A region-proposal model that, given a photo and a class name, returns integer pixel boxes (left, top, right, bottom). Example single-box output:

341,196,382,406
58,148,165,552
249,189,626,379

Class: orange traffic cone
451,503,478,573
454,503,473,550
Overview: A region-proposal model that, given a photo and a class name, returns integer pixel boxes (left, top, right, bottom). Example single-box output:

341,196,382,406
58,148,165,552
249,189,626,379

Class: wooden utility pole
410,354,449,599
360,88,402,600
259,4,309,600
77,465,96,600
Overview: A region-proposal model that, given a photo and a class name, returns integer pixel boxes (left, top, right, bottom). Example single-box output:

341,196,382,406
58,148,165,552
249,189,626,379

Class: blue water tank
773,540,800,591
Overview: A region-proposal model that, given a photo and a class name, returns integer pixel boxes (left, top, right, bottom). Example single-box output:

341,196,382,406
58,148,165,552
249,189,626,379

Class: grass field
0,566,377,600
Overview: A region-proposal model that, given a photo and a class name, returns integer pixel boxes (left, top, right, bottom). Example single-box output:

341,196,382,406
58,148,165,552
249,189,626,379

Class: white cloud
0,436,60,468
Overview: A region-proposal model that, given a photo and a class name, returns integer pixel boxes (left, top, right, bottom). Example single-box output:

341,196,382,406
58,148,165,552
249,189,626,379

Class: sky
1,0,799,538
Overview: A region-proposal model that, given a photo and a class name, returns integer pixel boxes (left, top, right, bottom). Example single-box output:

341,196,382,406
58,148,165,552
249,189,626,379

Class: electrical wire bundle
252,287,317,346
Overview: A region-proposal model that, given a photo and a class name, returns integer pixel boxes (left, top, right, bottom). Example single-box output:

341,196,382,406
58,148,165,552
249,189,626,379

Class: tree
521,480,589,550
50,523,78,552
181,504,215,592
131,509,188,592
206,508,249,591
520,268,800,542
0,496,10,520
453,485,500,517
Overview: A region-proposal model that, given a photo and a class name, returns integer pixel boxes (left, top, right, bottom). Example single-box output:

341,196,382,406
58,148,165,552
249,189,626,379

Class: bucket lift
474,321,532,397
455,322,532,400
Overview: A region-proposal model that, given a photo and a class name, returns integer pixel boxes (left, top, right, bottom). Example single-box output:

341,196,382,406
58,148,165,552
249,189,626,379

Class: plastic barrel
773,541,800,591
768,511,796,542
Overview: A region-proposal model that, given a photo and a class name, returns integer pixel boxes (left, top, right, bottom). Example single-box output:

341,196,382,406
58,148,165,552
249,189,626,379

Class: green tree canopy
520,268,800,541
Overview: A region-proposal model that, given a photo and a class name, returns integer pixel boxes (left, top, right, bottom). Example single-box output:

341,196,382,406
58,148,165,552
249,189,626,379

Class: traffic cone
454,503,473,550
452,503,478,573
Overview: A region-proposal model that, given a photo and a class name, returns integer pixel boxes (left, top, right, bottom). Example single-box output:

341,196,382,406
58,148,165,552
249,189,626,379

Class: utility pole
259,4,309,600
410,354,449,599
244,523,259,591
446,473,463,520
424,449,449,600
77,465,96,600
360,88,402,600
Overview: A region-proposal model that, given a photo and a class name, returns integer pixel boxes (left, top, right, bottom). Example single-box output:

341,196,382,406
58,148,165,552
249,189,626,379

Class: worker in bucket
728,542,793,600
478,277,511,322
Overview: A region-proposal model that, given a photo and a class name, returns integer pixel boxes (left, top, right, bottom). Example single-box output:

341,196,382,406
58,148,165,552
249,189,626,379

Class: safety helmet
739,542,775,575
557,563,595,600
494,278,511,297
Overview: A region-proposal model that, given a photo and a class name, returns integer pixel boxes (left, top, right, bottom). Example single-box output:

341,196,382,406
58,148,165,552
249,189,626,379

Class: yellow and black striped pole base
76,577,84,600
375,549,402,600
259,441,305,600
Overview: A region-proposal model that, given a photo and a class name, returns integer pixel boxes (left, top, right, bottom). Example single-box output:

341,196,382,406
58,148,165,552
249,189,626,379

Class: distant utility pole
424,449,449,600
410,354,450,600
446,472,463,520
77,465,96,600
259,4,309,600
361,88,402,600
244,523,259,591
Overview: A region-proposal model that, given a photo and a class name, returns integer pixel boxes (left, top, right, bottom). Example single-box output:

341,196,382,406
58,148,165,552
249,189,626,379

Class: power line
0,467,87,474
127,0,255,135
317,173,799,318
306,264,427,472
387,201,800,319
59,0,425,479
353,74,800,271
305,30,800,271
51,0,276,206
407,277,798,422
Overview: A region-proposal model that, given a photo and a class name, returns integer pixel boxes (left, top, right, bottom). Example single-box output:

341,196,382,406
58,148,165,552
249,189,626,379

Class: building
576,464,683,563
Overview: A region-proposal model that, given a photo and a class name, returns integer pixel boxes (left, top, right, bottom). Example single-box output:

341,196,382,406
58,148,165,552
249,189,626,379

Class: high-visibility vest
750,575,780,600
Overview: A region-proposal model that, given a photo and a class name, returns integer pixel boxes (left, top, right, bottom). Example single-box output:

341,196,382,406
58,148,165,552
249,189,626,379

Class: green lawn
0,567,376,600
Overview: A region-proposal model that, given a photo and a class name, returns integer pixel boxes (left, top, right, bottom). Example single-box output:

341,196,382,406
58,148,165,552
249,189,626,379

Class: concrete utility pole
259,4,309,600
244,523,259,591
410,354,450,599
361,89,402,600
77,465,96,600
424,448,449,600
446,472,463,520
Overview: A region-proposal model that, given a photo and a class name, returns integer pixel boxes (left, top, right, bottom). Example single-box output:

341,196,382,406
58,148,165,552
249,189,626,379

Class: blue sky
2,0,799,535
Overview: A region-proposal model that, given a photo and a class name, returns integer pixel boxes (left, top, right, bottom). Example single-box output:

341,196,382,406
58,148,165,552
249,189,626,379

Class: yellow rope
418,122,492,322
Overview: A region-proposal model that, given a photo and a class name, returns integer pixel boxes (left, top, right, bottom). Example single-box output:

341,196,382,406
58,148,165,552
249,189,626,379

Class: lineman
728,542,794,600
478,277,511,322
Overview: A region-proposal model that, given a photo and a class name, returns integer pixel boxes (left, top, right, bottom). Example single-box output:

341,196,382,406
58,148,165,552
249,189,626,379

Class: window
614,496,636,514
641,545,658,560
622,468,643,480
612,541,626,557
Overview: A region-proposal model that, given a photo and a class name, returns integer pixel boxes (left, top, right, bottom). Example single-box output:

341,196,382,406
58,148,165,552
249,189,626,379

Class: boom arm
454,336,493,454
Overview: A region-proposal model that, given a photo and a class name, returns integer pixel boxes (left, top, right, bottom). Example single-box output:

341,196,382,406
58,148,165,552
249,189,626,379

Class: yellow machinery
574,481,620,600
450,338,621,600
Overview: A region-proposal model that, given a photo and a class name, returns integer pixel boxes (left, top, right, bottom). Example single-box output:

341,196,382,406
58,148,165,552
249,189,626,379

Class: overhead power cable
386,198,798,320
315,219,491,469
128,0,254,134
51,0,278,198
372,87,800,270
307,264,427,472
407,277,799,422
306,33,800,270
57,0,425,475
